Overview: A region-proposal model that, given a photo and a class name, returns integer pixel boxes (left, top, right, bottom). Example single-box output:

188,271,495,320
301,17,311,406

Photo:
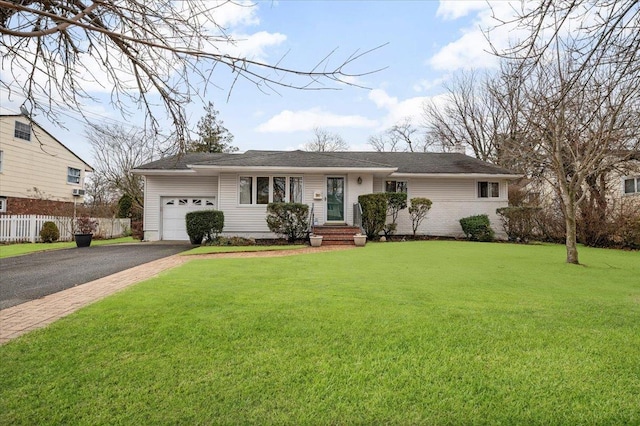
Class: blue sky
0,1,521,165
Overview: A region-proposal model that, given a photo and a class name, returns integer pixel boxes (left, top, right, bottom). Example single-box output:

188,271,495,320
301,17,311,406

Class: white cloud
429,1,525,72
220,31,287,62
209,0,260,28
256,108,377,133
436,1,490,20
368,89,432,130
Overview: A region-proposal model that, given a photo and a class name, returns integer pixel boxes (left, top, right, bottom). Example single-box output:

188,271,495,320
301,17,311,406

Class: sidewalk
0,254,187,345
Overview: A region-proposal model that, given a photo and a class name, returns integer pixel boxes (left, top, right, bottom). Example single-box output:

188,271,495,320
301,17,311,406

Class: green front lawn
183,244,306,255
1,241,639,424
0,237,137,259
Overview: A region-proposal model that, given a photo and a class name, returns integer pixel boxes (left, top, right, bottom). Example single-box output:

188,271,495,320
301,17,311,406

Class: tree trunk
561,189,580,264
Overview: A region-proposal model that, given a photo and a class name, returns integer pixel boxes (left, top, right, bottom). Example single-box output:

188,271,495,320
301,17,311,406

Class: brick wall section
3,196,76,216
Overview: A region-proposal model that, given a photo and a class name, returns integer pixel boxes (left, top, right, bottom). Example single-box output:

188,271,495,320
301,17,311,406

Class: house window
273,177,286,202
192,199,202,206
478,181,500,198
14,121,31,141
624,177,640,195
67,167,81,184
239,176,304,205
256,177,270,204
290,177,303,203
385,180,407,193
0,197,6,213
239,177,253,204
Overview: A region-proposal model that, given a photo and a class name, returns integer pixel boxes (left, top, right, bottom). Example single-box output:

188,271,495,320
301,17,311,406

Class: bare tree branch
1,0,386,150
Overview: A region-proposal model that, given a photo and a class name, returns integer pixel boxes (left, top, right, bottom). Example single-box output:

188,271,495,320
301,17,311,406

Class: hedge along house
132,150,520,242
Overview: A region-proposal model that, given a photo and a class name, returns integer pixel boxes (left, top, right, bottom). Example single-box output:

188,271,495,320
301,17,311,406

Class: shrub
186,210,224,245
75,216,98,234
265,203,309,242
459,214,494,242
383,192,408,237
408,197,432,236
496,206,541,243
205,236,256,246
39,221,60,243
358,193,387,239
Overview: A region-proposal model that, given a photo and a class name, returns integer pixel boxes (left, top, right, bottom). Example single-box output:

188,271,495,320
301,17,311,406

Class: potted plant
74,216,98,247
309,234,323,247
353,233,367,247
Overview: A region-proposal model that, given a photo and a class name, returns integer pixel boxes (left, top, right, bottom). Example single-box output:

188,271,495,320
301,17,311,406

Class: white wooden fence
0,215,131,243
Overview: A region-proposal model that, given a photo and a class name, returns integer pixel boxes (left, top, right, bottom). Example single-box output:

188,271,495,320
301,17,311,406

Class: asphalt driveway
0,243,191,310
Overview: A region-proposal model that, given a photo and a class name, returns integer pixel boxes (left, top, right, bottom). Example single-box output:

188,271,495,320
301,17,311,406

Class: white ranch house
132,150,520,241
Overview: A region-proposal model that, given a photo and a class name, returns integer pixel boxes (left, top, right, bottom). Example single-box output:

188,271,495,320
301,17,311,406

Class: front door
326,177,345,222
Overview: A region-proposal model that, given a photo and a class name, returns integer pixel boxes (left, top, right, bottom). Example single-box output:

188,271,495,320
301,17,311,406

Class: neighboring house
0,114,93,215
133,150,520,241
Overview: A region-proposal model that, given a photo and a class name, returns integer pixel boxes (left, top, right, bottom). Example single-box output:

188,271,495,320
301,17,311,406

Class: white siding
0,116,90,201
393,177,508,238
143,172,510,240
143,175,218,241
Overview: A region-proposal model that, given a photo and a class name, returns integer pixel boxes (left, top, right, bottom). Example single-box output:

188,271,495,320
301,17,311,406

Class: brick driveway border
0,245,355,345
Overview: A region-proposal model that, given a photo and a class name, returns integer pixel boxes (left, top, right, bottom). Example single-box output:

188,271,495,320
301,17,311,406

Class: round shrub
459,214,495,242
39,221,60,243
186,210,224,245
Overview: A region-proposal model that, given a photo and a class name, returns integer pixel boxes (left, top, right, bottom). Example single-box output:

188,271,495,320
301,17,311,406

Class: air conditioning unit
72,189,86,196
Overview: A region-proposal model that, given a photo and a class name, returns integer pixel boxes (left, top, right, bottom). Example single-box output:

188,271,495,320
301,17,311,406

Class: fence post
30,215,37,243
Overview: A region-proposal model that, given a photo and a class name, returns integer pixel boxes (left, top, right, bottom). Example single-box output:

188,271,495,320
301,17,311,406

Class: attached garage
161,197,216,240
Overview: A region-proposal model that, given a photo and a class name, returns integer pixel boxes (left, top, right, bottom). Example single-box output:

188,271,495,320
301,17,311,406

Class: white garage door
161,197,217,240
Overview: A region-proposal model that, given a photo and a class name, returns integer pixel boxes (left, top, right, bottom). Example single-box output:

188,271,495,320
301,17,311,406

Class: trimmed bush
186,210,224,245
358,193,387,239
459,214,495,242
266,203,309,242
39,221,60,243
409,197,433,236
383,192,408,237
496,206,541,243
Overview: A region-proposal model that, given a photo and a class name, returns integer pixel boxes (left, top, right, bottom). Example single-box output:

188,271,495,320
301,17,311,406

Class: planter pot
353,235,367,247
309,235,323,247
74,233,93,248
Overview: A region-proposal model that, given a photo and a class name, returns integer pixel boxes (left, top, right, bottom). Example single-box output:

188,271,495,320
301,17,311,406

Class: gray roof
135,150,516,175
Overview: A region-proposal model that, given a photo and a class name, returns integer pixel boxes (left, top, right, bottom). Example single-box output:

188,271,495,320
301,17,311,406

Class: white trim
391,172,521,179
131,169,197,175
190,165,397,174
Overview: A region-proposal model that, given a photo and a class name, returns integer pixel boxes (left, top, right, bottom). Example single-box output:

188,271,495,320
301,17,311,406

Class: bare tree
488,0,640,264
1,1,383,150
368,118,431,152
86,124,175,213
497,53,639,265
423,71,515,163
303,127,348,152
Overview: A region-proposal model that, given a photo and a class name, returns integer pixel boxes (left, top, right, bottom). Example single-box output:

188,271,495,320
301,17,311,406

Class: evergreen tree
188,102,238,153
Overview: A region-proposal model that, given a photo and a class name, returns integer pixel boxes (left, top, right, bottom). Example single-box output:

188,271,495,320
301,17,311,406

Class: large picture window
478,181,500,198
239,176,304,205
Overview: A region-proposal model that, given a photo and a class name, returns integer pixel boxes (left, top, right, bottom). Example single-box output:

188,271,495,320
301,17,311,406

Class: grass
183,244,305,255
0,236,137,259
1,241,639,424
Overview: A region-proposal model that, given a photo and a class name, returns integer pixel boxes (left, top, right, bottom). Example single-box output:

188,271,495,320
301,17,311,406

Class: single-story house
132,150,520,241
